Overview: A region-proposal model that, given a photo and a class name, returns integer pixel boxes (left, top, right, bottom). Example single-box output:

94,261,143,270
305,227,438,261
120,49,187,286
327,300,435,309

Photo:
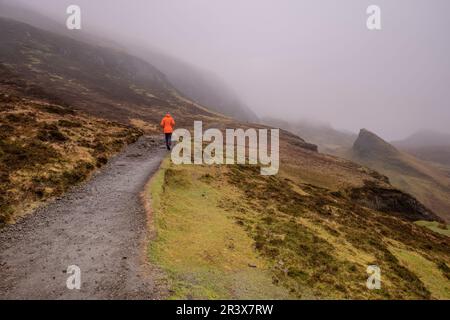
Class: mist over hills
0,0,257,122
393,130,450,148
130,47,259,122
264,118,450,222
0,16,219,127
392,131,450,167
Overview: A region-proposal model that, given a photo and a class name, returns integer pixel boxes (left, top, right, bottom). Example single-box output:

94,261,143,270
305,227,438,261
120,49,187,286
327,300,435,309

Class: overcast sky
8,0,450,140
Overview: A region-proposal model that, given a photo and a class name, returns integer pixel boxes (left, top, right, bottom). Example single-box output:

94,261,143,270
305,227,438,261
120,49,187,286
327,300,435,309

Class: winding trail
0,136,167,299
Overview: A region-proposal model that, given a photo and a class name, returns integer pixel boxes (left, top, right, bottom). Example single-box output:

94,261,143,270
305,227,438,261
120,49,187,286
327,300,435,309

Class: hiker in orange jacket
160,113,175,150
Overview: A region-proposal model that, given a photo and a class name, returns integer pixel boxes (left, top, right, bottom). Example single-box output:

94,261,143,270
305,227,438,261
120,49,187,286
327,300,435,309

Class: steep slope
0,17,218,128
134,49,259,122
348,129,450,222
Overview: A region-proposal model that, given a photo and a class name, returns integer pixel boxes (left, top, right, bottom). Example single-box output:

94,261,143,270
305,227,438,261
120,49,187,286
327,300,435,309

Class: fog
4,0,450,140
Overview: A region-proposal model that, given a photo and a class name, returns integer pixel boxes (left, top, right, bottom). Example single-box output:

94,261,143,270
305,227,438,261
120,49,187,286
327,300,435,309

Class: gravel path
0,135,168,299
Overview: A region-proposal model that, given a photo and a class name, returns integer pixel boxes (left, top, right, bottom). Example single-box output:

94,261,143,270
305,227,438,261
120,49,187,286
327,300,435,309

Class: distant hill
348,129,450,222
151,129,449,299
392,130,450,167
261,117,356,154
397,145,450,168
353,129,406,163
393,130,450,148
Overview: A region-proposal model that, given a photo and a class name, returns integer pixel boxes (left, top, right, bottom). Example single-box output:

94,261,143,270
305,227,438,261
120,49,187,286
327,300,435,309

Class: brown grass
0,88,142,225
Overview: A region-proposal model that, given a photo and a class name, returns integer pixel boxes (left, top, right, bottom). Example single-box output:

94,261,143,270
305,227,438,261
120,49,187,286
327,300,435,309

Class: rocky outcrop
352,128,399,159
348,180,443,222
281,129,318,152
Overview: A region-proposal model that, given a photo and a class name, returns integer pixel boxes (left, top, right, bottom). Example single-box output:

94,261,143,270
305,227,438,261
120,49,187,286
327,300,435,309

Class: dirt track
0,135,167,299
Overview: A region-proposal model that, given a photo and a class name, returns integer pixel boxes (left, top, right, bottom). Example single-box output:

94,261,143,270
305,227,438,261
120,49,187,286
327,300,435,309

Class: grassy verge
148,160,450,299
390,246,450,299
148,159,291,299
415,221,450,237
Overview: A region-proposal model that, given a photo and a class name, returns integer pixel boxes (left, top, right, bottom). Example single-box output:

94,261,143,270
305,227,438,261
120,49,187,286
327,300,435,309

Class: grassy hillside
0,80,141,225
0,1,258,122
133,48,259,122
348,129,450,222
0,17,221,129
148,160,292,299
148,155,450,299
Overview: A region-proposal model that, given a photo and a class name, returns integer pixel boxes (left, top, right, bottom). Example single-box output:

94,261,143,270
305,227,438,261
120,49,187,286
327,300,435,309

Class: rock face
349,130,442,221
352,128,399,160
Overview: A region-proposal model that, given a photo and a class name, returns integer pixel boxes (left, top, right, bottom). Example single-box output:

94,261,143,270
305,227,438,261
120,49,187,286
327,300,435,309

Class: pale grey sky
6,0,450,140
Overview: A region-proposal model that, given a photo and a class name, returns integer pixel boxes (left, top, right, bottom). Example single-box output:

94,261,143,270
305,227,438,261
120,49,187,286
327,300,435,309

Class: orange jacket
160,114,175,133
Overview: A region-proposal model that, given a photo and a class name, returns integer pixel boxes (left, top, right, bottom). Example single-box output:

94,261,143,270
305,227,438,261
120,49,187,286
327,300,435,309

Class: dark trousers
165,133,172,149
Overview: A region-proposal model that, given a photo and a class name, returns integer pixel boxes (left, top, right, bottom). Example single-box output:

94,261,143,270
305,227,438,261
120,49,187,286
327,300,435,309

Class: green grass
148,160,291,299
391,247,450,299
415,221,450,237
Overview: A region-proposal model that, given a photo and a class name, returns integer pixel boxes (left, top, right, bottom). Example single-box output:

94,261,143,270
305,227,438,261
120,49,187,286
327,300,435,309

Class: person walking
160,112,175,150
